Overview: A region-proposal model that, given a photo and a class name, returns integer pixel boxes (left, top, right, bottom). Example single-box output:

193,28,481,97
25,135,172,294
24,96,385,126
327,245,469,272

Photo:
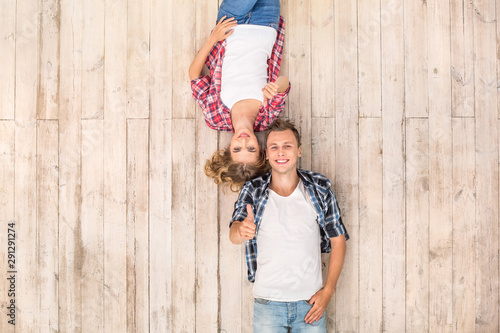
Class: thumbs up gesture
230,204,257,244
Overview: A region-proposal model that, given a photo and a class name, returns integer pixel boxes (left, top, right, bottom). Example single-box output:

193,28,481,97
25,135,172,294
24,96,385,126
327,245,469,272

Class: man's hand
229,205,256,244
304,287,334,324
209,16,237,44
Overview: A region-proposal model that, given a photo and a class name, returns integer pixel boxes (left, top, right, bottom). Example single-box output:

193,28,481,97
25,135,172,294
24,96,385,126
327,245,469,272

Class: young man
230,119,349,332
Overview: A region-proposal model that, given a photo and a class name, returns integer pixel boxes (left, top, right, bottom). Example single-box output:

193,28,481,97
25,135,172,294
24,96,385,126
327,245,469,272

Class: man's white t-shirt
220,25,277,110
253,180,323,301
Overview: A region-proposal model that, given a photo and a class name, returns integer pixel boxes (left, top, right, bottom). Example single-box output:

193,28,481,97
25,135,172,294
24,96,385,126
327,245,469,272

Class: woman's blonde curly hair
204,146,270,192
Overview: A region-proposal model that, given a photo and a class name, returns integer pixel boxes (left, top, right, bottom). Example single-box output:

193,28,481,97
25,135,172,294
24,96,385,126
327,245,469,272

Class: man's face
266,129,302,175
230,129,260,164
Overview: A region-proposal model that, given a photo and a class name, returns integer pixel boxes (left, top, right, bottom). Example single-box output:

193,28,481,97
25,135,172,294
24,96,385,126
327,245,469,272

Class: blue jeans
253,298,326,332
217,0,280,31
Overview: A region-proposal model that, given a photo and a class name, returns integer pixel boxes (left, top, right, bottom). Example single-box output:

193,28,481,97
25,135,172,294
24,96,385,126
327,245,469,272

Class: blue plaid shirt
230,169,349,282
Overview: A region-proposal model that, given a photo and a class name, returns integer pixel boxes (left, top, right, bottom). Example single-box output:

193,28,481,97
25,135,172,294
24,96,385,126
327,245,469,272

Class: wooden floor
0,0,499,332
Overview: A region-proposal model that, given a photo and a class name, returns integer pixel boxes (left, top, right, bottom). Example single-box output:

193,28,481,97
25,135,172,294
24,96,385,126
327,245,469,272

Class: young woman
189,0,290,192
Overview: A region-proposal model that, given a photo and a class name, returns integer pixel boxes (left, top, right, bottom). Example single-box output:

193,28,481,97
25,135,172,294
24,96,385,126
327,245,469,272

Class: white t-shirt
220,25,277,110
253,181,323,302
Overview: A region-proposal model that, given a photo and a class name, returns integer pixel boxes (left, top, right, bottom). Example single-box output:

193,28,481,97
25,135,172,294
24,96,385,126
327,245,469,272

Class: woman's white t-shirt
253,181,323,302
220,25,277,110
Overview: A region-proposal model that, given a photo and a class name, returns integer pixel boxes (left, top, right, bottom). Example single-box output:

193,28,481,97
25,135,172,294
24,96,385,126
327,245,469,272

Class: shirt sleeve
230,184,254,227
323,188,350,240
190,76,211,111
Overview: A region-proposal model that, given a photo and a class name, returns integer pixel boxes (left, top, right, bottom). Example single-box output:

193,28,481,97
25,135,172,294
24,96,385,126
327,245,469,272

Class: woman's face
230,129,260,164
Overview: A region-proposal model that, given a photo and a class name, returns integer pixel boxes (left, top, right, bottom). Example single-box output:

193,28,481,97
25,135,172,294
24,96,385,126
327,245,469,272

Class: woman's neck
231,99,261,132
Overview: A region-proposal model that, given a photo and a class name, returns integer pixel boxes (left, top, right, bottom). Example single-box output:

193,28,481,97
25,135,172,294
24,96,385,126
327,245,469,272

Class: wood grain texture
0,0,16,119
37,120,59,332
358,0,381,118
103,0,128,331
37,0,60,120
127,0,150,119
452,118,476,333
171,119,196,332
427,1,453,331
404,0,429,118
405,118,429,333
149,120,172,333
58,0,83,329
81,119,104,332
126,119,150,332
450,0,474,117
359,118,382,333
334,0,359,330
311,0,334,118
473,0,499,331
82,0,104,120
15,0,40,330
312,117,336,332
381,1,406,331
0,121,15,333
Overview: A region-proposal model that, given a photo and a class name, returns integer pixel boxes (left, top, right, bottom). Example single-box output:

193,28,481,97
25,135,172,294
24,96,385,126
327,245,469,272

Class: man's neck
269,169,300,197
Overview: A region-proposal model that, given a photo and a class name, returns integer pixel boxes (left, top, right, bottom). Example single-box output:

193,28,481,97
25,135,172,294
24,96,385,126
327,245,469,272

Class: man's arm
188,16,236,81
304,234,347,324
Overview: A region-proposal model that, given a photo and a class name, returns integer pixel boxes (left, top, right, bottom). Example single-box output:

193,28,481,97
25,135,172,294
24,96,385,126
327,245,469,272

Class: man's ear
298,146,302,157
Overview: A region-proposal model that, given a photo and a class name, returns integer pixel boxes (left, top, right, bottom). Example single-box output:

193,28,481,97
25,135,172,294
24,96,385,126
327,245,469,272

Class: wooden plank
334,0,359,331
37,0,60,120
0,121,16,333
81,119,104,332
171,0,195,119
279,0,290,120
15,0,40,329
58,0,83,330
36,120,59,331
150,0,172,120
427,1,453,331
59,1,83,331
218,133,242,333
126,0,150,118
14,123,38,330
452,118,475,333
0,0,16,119
149,119,172,332
287,0,311,169
194,2,219,331
473,0,499,330
311,0,334,118
171,119,196,332
359,118,383,332
311,117,336,331
405,118,429,332
358,0,381,118
82,0,104,119
450,0,474,117
126,119,149,332
404,0,429,118
380,1,406,331
103,0,128,331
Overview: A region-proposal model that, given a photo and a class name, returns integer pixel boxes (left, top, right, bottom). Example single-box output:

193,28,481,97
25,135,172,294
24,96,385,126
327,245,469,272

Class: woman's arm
188,16,237,81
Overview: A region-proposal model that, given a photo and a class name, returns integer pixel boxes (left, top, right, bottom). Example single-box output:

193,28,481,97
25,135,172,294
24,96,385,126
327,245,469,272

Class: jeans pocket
255,298,271,305
301,300,312,306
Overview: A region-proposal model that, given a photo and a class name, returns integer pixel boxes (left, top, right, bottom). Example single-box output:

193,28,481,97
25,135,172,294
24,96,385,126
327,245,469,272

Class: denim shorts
217,0,280,31
253,298,326,332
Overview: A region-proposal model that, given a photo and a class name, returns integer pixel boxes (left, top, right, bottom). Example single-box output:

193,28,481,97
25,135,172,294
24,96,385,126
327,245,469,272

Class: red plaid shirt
191,16,289,132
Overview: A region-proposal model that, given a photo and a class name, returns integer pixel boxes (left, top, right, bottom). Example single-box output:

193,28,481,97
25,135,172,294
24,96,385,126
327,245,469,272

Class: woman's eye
248,148,256,152
233,148,241,152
